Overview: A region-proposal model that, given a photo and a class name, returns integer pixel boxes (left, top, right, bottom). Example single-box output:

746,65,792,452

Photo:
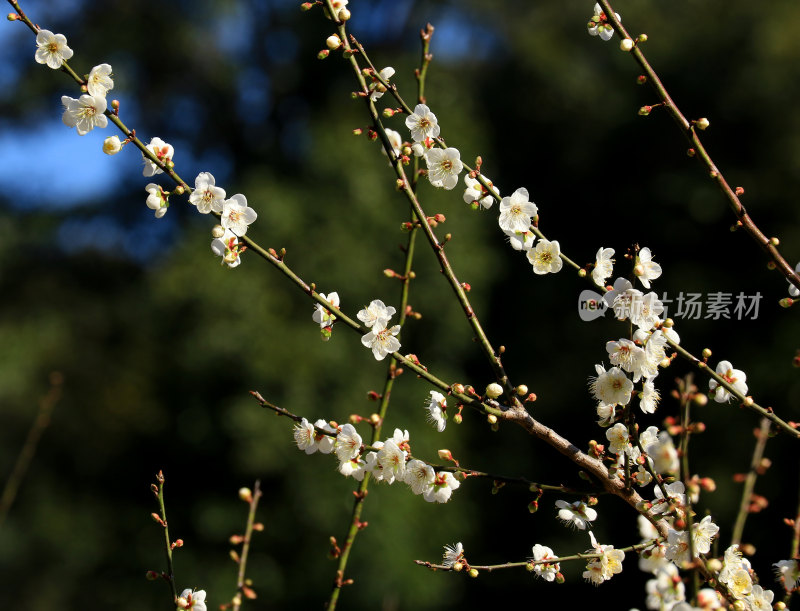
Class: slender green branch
415,538,660,572
599,0,800,293
731,418,771,546
668,339,799,438
231,481,262,611
152,470,179,603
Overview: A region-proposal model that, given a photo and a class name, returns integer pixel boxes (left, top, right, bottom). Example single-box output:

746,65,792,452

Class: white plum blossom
404,459,435,495
142,137,174,177
646,431,679,475
423,470,460,503
665,516,719,566
530,544,560,582
189,172,226,214
338,455,368,481
651,481,686,515
504,228,536,251
312,292,340,332
498,188,538,233
463,174,498,209
211,228,243,268
34,29,73,69
357,299,396,329
646,564,686,610
555,499,596,530
87,63,114,99
61,94,108,135
376,438,407,484
176,589,207,611
527,239,563,275
144,183,169,219
635,247,662,289
368,66,395,101
587,3,621,41
442,542,464,568
583,531,624,585
592,247,615,287
629,292,664,332
639,379,660,414
719,545,753,599
361,323,401,360
334,423,363,462
709,360,748,403
605,422,630,455
293,417,317,454
606,338,646,381
590,364,634,407
748,585,775,611
405,103,440,142
774,558,800,592
425,147,463,190
102,135,122,155
424,390,447,432
221,194,257,237
381,128,402,159
314,420,337,454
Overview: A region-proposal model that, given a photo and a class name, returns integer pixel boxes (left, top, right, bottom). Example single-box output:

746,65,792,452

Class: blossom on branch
334,423,362,462
87,63,114,99
312,291,340,336
425,147,463,190
530,544,560,582
34,29,73,69
589,364,633,408
527,239,563,275
405,103,440,142
634,247,662,289
176,589,207,611
498,187,537,234
442,542,464,568
555,499,596,530
61,94,108,135
424,390,447,432
144,183,169,219
592,247,615,287
357,299,396,329
423,470,460,503
368,66,395,101
189,172,226,214
211,228,243,268
587,3,620,42
221,194,257,237
583,531,624,585
708,360,748,403
404,459,435,495
463,174,498,210
142,137,173,177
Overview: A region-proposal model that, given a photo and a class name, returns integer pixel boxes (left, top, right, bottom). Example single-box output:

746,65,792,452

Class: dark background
1,1,799,609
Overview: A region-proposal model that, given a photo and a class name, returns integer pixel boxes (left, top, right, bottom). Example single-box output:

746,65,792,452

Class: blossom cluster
33,29,258,267
292,419,461,503
358,299,401,360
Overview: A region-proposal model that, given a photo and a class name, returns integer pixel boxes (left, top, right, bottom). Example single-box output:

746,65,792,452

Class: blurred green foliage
1,1,800,609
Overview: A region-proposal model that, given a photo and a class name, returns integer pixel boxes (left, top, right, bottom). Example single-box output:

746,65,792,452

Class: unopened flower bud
485,383,503,399
515,384,528,396
239,487,253,503
176,597,190,609
555,572,565,584
578,268,586,278
702,348,712,359
452,383,465,395
338,8,351,21
636,75,647,85
453,561,463,572
7,13,19,20
638,105,651,116
317,49,330,60
102,135,122,155
173,185,185,195
300,2,314,10
487,414,497,425
620,38,634,52
452,413,462,424
696,117,710,130
326,34,341,50
637,33,648,42
212,224,225,238
468,568,479,578
382,108,394,118
437,449,453,461
145,570,160,581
